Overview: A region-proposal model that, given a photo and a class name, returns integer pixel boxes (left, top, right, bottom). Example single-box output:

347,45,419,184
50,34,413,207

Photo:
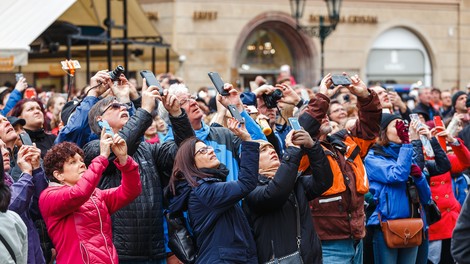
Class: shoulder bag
265,193,304,264
0,232,17,263
166,212,197,264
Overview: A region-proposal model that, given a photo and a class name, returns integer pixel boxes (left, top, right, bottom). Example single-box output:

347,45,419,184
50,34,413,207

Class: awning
0,0,76,69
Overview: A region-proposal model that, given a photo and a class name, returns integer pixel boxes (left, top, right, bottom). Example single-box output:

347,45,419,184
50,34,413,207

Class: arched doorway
366,27,432,89
232,12,317,89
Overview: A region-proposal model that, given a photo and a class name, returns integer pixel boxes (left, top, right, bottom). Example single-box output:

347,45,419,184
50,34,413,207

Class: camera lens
108,65,125,81
263,90,283,109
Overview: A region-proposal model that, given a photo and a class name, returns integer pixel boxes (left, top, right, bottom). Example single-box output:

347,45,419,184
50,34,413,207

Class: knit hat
60,100,80,126
380,113,401,130
452,91,466,108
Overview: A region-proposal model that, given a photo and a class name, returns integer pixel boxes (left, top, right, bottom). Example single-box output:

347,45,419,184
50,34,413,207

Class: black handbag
265,194,304,264
166,212,197,264
424,199,441,225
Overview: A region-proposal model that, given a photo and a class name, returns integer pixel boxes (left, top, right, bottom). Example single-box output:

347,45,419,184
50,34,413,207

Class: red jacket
39,155,142,264
429,139,470,241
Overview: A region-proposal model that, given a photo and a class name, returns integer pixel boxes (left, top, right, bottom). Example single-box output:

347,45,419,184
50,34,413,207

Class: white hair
168,83,189,96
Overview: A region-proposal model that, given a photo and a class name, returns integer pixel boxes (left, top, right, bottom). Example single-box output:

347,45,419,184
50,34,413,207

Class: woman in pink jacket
39,131,142,264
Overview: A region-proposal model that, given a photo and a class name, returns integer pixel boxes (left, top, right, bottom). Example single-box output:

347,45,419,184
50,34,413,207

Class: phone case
19,133,33,146
331,75,352,86
208,72,229,96
227,105,245,123
140,70,163,95
98,121,114,136
288,117,302,130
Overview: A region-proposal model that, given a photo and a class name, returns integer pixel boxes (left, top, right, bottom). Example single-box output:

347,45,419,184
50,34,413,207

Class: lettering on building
309,15,378,24
193,11,218,20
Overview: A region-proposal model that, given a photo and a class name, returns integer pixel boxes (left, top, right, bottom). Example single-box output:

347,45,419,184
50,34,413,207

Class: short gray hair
88,96,117,135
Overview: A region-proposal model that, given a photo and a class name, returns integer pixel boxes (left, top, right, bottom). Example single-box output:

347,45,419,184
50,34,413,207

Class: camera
262,89,283,109
108,65,125,81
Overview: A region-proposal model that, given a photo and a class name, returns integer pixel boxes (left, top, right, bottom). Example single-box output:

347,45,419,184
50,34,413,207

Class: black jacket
243,143,333,264
412,137,451,177
83,108,194,261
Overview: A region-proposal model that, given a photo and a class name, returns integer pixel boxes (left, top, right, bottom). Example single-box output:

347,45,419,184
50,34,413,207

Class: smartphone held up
208,72,229,96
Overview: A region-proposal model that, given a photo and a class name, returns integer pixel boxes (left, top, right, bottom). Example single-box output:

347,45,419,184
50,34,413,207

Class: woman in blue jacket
168,129,259,263
364,113,431,264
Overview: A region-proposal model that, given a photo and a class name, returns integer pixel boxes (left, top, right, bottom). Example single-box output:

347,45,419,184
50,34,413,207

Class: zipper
90,193,115,264
79,242,89,264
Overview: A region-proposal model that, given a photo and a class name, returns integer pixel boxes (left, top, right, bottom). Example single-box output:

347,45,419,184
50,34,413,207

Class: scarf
164,121,211,142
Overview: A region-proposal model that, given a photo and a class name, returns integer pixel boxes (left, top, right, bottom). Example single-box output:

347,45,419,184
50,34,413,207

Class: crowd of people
0,68,470,264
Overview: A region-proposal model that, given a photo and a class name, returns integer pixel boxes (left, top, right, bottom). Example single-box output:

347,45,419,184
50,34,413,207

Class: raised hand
433,126,457,144
15,77,28,92
218,83,243,112
227,117,250,141
111,134,128,165
285,130,299,148
396,120,410,144
318,73,340,98
277,83,301,106
89,70,112,97
141,78,163,114
109,74,131,103
292,130,314,148
99,129,113,158
346,73,369,99
162,91,183,117
17,145,33,175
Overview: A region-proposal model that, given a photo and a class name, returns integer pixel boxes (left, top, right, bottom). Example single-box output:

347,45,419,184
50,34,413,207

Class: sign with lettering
193,11,218,20
309,15,378,24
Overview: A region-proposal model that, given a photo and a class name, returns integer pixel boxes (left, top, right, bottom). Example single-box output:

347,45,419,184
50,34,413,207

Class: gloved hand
395,120,410,144
410,164,422,178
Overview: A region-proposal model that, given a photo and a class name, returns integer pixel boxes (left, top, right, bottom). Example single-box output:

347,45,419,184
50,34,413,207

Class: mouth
6,127,14,134
120,112,129,118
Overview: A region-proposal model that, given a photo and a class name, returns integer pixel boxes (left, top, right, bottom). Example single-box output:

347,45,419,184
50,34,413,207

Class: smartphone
98,120,114,136
15,73,24,82
331,75,352,86
140,70,164,95
24,88,36,99
288,117,302,130
208,72,229,96
245,105,258,114
227,105,245,124
19,132,33,146
386,86,395,93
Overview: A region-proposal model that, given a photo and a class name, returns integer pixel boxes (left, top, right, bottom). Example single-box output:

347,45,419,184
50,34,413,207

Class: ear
96,116,102,122
53,170,64,182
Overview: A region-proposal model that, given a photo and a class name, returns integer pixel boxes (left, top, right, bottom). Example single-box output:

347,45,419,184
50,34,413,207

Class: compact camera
262,89,283,109
109,65,125,81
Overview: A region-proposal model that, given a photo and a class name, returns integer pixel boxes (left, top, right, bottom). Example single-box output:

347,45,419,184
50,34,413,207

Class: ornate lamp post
289,0,342,77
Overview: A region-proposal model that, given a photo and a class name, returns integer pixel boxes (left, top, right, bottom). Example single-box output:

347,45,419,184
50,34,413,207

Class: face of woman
20,101,44,130
259,144,280,171
194,142,220,169
0,140,10,171
54,153,86,186
386,119,403,144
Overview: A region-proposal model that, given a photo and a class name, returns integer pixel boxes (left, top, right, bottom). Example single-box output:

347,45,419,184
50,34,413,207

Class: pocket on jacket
218,247,248,263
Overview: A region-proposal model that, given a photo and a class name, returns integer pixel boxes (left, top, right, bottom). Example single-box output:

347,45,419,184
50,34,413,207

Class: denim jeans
373,227,418,264
322,238,363,264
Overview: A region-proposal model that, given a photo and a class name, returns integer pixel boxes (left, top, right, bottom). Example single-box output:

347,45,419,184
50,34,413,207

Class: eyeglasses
179,95,197,106
101,102,129,115
194,146,213,156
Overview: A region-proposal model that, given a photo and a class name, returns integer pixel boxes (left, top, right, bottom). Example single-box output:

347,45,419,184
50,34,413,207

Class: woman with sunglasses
39,130,142,264
167,118,260,263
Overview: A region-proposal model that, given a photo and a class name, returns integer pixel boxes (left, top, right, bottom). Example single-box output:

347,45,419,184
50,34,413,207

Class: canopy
0,0,76,69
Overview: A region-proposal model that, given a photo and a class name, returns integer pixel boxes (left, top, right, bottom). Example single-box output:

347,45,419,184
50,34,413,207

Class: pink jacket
39,155,142,264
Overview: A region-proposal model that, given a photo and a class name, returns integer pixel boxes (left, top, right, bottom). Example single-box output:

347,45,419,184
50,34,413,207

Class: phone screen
288,117,302,130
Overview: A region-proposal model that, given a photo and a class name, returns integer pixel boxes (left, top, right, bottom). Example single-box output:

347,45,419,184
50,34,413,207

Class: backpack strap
0,233,17,263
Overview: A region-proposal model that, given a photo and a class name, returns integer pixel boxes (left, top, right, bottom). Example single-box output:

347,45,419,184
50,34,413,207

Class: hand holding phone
208,72,229,96
227,105,245,124
140,70,164,95
15,73,24,82
98,120,114,136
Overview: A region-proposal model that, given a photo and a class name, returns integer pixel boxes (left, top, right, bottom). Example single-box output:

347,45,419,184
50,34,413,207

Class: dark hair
327,99,341,116
88,96,117,135
0,148,10,212
377,126,391,146
43,142,84,183
169,137,212,194
10,98,47,128
0,88,11,106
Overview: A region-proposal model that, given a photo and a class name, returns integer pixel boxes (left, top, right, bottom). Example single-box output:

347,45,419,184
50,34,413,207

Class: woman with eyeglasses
167,118,260,263
39,130,142,264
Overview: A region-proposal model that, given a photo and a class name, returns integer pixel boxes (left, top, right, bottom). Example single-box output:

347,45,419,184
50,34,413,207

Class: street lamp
289,0,342,77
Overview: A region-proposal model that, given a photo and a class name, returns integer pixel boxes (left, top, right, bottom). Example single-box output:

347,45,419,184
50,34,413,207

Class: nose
207,147,215,155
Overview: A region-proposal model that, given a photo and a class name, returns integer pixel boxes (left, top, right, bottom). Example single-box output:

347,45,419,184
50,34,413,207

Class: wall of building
141,0,469,91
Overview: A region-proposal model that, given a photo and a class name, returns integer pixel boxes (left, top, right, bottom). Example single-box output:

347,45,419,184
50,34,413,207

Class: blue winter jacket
172,141,260,264
365,143,431,226
1,89,22,116
164,110,266,182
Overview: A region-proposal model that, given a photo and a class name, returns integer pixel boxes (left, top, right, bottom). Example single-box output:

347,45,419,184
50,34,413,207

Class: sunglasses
194,146,214,156
101,102,129,115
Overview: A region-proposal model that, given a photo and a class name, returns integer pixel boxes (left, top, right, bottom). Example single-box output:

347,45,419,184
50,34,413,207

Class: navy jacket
172,141,260,264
